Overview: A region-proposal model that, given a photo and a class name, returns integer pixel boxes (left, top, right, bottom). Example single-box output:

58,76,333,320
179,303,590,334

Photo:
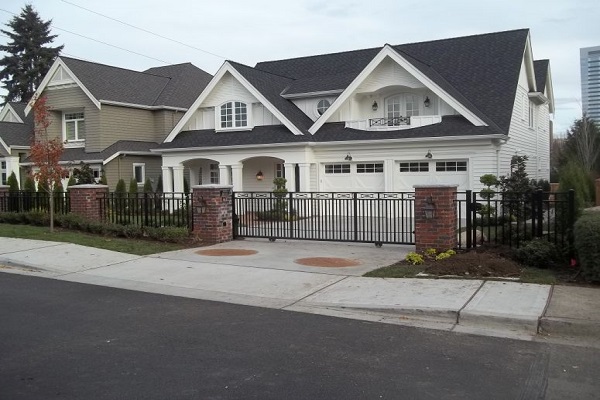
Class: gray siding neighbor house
24,57,212,190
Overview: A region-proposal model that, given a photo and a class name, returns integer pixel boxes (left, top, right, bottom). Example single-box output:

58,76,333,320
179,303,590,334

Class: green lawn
0,223,189,255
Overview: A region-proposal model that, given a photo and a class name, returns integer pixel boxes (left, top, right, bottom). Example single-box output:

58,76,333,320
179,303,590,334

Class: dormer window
63,111,85,141
220,101,247,129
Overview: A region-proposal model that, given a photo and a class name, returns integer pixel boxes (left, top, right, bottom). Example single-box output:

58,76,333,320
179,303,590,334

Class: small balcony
344,115,442,131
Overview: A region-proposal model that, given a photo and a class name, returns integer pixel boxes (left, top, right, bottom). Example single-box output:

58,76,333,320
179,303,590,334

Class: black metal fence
233,191,415,245
99,192,192,229
456,189,575,251
0,190,70,214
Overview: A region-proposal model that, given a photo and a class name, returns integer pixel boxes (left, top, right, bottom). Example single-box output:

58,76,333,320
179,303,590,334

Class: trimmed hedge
574,211,600,281
512,239,560,269
0,212,190,243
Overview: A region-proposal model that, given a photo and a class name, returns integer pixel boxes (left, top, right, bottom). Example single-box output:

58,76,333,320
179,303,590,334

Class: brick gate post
414,185,458,253
192,185,234,244
68,185,109,222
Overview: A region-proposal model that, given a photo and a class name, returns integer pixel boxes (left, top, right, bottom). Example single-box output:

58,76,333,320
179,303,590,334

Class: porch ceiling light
256,170,264,181
425,150,433,159
424,196,436,219
372,101,378,111
424,96,431,108
344,153,353,161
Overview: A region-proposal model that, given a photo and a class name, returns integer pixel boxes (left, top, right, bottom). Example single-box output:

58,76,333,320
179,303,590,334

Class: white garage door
395,160,469,191
321,162,385,192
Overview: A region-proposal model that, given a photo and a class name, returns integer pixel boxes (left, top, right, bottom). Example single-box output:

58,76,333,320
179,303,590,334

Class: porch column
189,167,198,187
161,166,173,192
298,163,311,192
219,164,231,186
384,159,395,191
284,163,296,192
172,165,184,192
231,163,243,191
6,156,20,186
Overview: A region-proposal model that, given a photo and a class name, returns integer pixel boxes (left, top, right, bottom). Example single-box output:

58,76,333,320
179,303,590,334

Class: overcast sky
1,0,598,135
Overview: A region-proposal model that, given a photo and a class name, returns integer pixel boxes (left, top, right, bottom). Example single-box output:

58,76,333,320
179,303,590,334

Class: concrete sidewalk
0,237,598,345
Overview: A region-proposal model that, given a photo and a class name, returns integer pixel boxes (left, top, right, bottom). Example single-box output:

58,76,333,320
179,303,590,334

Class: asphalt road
0,273,598,400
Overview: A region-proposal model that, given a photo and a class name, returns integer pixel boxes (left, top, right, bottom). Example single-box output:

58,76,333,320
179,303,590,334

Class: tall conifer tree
0,5,63,103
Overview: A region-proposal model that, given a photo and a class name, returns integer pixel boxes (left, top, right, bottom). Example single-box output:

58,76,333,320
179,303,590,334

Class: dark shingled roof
61,57,212,109
22,140,160,163
159,116,497,150
228,61,315,134
0,102,33,150
534,60,549,93
255,29,531,135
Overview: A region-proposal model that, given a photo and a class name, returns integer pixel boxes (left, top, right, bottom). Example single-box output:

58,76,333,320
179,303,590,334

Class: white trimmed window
324,164,351,174
399,162,429,172
63,112,85,141
1,161,6,185
219,101,247,129
316,99,331,116
386,94,420,121
357,163,383,173
92,167,101,183
133,163,145,184
275,163,285,178
210,163,219,184
436,161,467,172
528,101,534,128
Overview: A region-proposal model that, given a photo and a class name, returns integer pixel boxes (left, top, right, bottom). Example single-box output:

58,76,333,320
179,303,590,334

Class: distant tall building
581,46,600,123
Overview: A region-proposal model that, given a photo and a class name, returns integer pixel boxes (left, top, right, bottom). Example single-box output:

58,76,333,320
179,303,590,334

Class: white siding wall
500,59,551,180
357,57,425,92
253,104,281,126
291,97,338,122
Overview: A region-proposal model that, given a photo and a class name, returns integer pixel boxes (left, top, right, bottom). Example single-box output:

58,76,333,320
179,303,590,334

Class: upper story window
133,163,145,184
386,94,420,118
316,99,331,116
63,112,85,141
220,101,247,129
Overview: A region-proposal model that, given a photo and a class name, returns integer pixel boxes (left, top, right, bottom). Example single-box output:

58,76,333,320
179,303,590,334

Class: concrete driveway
150,238,412,276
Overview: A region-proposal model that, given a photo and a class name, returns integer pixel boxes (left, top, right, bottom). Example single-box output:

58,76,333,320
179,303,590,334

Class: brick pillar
414,185,458,253
192,185,233,244
69,185,109,222
0,185,8,212
596,179,600,207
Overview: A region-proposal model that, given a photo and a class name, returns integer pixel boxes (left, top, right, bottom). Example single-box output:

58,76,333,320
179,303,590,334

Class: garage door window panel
357,163,383,173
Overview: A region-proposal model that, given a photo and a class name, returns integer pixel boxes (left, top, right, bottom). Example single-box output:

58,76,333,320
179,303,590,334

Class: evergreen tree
24,176,36,192
6,171,19,192
143,178,153,193
0,5,63,103
129,179,138,194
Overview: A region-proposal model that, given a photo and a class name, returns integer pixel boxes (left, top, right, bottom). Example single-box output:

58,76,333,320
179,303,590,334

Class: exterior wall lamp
372,101,378,111
425,150,433,159
196,197,208,214
424,96,431,108
344,153,353,161
256,170,264,181
423,196,436,219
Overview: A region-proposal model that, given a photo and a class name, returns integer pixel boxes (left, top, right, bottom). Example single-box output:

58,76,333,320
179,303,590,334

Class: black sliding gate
233,191,415,245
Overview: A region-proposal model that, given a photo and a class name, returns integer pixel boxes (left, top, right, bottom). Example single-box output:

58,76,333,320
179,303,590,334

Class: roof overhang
0,137,11,154
308,45,488,134
281,89,344,99
528,92,548,105
154,141,311,154
103,151,159,165
100,100,187,112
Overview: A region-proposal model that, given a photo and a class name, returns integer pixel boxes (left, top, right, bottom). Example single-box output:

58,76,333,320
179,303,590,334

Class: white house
156,28,553,194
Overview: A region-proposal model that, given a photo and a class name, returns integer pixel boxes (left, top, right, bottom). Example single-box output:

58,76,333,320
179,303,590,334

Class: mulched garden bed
422,246,522,278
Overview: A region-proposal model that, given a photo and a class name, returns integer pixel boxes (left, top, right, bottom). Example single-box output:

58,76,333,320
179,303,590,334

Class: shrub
558,160,594,210
72,163,95,185
143,178,153,193
512,239,560,269
115,179,126,196
574,211,600,281
66,175,76,189
405,252,424,265
24,176,36,192
129,179,138,194
7,171,19,192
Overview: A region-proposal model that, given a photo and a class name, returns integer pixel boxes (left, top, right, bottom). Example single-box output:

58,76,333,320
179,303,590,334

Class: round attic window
316,99,331,116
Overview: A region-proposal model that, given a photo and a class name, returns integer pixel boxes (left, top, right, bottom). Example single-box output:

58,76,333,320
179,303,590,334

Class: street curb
539,317,600,339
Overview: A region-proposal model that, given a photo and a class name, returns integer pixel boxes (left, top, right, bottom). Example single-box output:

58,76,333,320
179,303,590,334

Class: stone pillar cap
192,184,234,189
413,184,459,189
69,184,109,189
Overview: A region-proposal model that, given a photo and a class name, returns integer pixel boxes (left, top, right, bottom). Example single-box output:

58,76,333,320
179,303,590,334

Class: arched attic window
219,101,248,129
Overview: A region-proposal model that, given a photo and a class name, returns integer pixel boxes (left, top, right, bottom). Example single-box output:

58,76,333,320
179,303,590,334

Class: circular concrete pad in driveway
295,257,361,268
196,249,258,256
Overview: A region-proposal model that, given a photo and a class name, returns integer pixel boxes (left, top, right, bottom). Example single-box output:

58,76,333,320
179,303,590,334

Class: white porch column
384,159,395,191
219,164,231,186
161,166,173,192
189,167,198,186
231,163,243,191
172,165,184,192
284,163,296,192
298,163,311,192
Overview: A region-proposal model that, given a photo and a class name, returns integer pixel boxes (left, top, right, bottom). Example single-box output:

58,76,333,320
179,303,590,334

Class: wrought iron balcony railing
369,116,411,127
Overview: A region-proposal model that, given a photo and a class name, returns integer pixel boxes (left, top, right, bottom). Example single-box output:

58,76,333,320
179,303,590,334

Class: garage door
321,162,385,192
395,160,469,191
